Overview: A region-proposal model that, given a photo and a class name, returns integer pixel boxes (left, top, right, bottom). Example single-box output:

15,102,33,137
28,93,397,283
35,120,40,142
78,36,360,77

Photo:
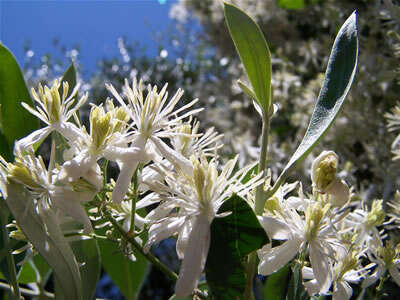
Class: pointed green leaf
98,237,149,299
71,239,101,300
263,265,290,300
205,194,268,299
274,11,358,189
0,44,39,151
6,183,82,300
224,3,272,113
59,62,77,99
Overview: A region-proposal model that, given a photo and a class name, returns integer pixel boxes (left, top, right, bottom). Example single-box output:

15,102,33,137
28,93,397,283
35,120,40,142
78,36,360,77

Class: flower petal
309,241,332,293
175,214,210,298
257,238,302,275
258,216,293,240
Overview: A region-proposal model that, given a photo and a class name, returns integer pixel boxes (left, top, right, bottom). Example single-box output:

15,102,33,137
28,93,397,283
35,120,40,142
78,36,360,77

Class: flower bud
311,151,338,192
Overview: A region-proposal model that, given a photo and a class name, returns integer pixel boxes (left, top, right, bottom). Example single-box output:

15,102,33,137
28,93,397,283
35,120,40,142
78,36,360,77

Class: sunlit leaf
0,43,39,152
205,194,268,299
274,11,359,189
59,62,77,99
6,183,82,300
71,239,101,300
98,237,149,299
224,3,272,113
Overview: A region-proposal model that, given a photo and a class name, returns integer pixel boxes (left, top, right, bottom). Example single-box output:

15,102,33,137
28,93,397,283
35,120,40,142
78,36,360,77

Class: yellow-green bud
311,151,338,192
366,200,385,228
304,202,330,241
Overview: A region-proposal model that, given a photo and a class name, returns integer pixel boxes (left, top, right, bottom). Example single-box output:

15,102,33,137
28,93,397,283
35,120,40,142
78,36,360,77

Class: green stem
254,113,270,215
244,112,271,300
104,210,178,281
129,165,141,233
0,208,20,300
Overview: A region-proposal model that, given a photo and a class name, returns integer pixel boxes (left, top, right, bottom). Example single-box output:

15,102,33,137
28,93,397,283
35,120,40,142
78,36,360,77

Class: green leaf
59,62,77,99
205,194,269,299
287,264,309,300
98,237,149,299
274,11,359,189
263,265,290,300
278,0,305,10
224,3,272,113
0,43,39,150
6,183,82,300
71,239,101,300
17,260,38,284
0,129,12,161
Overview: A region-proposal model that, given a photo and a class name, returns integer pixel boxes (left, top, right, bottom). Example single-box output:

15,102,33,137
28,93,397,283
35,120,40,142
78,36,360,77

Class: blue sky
0,0,176,75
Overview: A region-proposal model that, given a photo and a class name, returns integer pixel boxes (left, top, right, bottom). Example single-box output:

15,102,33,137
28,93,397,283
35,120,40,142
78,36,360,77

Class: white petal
50,189,93,233
112,161,139,203
176,218,193,259
56,122,85,142
303,279,321,296
333,281,352,300
325,178,350,207
150,136,193,176
362,265,385,288
258,216,293,240
14,127,52,153
144,217,186,253
389,265,400,287
257,238,302,276
175,214,210,298
309,241,333,293
58,150,94,183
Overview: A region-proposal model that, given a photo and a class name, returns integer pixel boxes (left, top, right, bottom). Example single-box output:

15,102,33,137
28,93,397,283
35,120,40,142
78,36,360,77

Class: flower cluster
2,77,400,299
258,151,400,299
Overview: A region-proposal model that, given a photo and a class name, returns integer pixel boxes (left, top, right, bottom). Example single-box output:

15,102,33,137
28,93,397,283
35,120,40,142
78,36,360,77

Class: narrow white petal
175,214,210,298
144,217,186,253
257,238,302,276
176,218,193,260
258,216,293,240
112,161,138,203
151,137,193,176
362,265,385,288
309,241,333,293
14,127,52,153
333,281,352,300
389,265,400,287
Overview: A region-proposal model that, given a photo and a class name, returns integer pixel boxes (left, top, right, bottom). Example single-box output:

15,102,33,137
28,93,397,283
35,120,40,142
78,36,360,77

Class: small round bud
311,151,338,192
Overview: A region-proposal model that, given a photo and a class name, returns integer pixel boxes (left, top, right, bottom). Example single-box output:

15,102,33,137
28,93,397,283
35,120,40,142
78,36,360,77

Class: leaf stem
103,210,178,281
129,165,141,233
244,112,270,300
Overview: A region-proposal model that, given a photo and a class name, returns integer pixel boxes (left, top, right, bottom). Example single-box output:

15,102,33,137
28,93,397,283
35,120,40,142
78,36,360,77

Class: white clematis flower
105,78,203,203
15,80,87,152
6,153,97,233
143,155,261,297
258,200,336,293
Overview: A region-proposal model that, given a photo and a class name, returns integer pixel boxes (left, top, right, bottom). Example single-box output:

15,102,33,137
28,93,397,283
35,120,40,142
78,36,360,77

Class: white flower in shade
331,249,370,300
258,200,335,293
345,199,386,247
15,80,88,152
363,241,400,288
143,155,261,297
105,78,203,203
6,153,97,233
311,151,349,207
